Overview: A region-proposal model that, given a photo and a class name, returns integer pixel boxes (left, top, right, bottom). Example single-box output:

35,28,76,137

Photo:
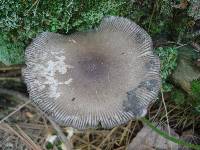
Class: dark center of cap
77,52,108,80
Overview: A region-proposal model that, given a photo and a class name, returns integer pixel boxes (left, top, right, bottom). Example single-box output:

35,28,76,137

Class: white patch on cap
68,38,77,43
32,50,73,99
46,135,58,144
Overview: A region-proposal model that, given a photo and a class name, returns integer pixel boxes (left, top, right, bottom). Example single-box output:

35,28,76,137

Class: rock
178,130,200,150
172,47,200,94
188,0,200,21
128,124,179,150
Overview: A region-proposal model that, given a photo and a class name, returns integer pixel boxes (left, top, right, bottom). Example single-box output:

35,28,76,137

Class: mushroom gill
22,16,161,129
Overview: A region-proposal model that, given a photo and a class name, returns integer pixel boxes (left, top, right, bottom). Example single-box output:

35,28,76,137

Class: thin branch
0,77,21,82
98,127,118,148
0,123,42,150
16,124,43,150
161,88,172,149
0,88,72,150
148,0,157,32
191,42,200,52
0,101,31,124
0,65,22,71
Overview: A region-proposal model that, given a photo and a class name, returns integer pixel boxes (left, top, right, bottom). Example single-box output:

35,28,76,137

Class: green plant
70,0,127,31
171,89,186,105
170,80,200,113
155,47,178,92
0,0,196,66
0,0,130,65
0,34,25,65
191,80,200,112
45,142,53,149
160,0,173,17
188,0,200,21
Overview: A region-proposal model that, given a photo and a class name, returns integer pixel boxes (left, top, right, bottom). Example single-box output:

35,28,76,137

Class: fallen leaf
173,0,188,9
25,112,34,119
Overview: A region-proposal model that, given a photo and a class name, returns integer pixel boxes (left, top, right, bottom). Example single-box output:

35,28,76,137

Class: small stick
16,124,43,150
0,101,31,124
191,42,200,52
98,127,118,148
161,88,172,149
0,88,73,150
0,65,22,71
0,123,42,150
0,77,21,82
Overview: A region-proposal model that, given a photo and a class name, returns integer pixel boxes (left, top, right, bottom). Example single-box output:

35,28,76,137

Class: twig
191,42,200,52
161,88,172,149
0,70,21,77
25,0,40,15
0,88,73,149
98,127,118,148
119,121,132,145
0,65,22,71
150,100,162,122
115,146,126,150
175,43,188,49
0,123,42,150
17,123,52,130
167,41,189,47
126,120,139,146
0,101,31,124
0,88,31,124
16,124,43,150
0,77,21,82
33,0,40,16
148,0,157,32
73,135,101,150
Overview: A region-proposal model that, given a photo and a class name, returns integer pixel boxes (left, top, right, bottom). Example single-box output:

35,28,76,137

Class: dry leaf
25,112,34,119
173,0,188,9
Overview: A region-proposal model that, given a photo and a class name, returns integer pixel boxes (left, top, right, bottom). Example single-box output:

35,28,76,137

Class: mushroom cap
22,16,160,129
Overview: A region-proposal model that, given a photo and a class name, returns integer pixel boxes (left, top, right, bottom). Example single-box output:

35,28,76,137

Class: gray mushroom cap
22,16,160,129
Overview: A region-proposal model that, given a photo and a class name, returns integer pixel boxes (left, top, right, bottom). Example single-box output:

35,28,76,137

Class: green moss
0,0,130,65
70,0,127,31
171,90,186,105
0,34,24,65
155,47,178,92
171,80,200,113
191,80,200,97
191,80,200,112
188,0,200,21
0,0,197,66
46,142,53,149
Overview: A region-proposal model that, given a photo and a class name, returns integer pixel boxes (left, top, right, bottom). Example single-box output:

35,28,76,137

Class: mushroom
22,16,160,129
